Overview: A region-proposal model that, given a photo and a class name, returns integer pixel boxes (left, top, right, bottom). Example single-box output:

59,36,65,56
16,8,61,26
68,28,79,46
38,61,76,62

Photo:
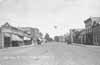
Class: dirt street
0,42,100,65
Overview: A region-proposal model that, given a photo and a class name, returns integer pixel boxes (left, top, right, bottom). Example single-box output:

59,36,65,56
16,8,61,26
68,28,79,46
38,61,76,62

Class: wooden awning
11,34,23,41
4,33,11,37
24,37,31,40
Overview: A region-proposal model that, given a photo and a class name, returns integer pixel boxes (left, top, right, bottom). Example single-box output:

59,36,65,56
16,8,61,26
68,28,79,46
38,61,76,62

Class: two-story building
84,17,100,45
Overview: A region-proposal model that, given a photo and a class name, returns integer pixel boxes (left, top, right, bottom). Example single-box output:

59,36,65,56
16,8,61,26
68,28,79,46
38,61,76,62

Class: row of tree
44,33,71,43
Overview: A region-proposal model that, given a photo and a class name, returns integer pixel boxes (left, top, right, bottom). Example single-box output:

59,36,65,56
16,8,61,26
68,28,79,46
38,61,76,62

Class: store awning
11,34,23,41
4,33,11,37
24,37,31,40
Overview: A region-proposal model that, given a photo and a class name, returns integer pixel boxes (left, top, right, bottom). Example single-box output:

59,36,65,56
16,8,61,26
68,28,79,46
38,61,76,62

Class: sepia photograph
0,0,100,65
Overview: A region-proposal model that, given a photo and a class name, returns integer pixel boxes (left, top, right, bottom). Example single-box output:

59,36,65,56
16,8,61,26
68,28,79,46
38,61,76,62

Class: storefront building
0,22,32,48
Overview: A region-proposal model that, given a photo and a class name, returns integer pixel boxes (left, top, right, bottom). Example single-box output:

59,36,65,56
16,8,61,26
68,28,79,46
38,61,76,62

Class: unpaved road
0,42,100,65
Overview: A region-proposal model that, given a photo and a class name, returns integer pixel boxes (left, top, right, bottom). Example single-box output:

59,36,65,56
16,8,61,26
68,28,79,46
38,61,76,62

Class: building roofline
84,17,91,23
84,16,100,23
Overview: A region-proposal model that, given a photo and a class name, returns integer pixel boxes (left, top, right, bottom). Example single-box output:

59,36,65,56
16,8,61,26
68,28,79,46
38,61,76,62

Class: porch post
22,37,24,46
1,32,4,48
81,35,83,44
10,33,12,47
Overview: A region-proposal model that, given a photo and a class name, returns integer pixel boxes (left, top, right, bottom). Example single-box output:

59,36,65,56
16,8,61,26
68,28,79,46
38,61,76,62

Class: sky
0,0,100,37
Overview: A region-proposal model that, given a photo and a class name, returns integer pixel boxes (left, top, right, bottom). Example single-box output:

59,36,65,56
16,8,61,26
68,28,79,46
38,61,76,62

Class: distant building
78,29,86,44
0,22,32,48
54,35,65,42
70,28,84,44
18,27,43,45
64,33,71,43
58,36,65,42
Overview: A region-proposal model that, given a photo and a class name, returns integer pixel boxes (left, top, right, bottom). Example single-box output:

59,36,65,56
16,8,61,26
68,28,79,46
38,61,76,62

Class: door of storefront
4,36,11,48
4,33,11,48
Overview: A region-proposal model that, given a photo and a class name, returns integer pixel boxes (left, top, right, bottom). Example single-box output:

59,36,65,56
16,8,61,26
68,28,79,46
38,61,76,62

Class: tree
44,33,53,42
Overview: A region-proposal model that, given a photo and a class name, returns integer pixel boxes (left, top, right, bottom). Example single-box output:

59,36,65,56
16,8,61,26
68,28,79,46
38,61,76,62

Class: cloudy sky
0,0,100,37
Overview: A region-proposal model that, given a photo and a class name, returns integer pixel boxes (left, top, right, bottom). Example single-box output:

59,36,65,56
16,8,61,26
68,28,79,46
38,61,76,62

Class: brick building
83,17,100,45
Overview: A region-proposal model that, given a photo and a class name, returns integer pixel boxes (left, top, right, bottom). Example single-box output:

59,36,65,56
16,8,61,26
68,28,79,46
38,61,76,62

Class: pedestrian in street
37,38,41,45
